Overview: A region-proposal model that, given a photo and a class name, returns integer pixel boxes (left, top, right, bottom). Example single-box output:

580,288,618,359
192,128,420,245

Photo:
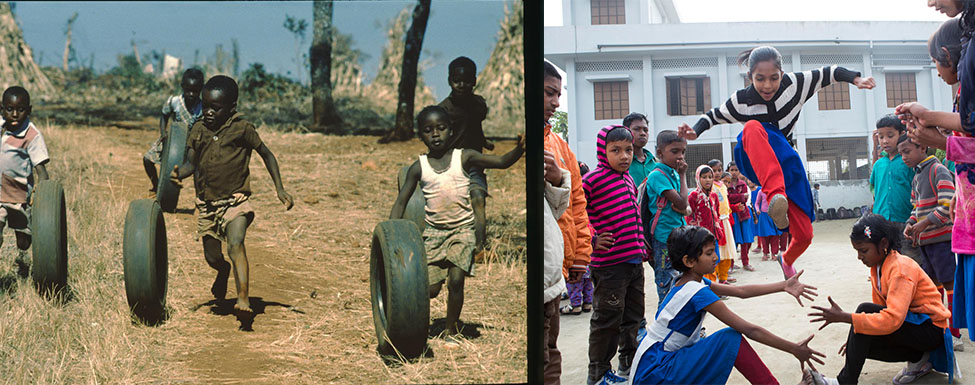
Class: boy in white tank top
390,105,524,346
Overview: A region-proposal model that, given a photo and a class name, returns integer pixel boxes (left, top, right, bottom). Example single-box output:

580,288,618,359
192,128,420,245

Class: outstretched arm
707,300,825,367
256,143,293,210
172,147,197,182
711,270,818,306
463,134,525,170
390,161,421,219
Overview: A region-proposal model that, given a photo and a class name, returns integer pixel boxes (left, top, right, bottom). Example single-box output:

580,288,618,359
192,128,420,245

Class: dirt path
86,124,526,383
558,219,974,385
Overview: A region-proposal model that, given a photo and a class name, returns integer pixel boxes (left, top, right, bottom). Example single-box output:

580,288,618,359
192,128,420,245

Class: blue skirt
756,212,780,237
632,328,742,384
954,254,975,341
734,122,816,225
731,212,755,244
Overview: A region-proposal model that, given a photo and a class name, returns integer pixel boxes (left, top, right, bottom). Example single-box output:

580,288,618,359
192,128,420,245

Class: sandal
725,277,737,283
582,303,593,312
743,264,755,272
893,361,933,385
560,304,582,315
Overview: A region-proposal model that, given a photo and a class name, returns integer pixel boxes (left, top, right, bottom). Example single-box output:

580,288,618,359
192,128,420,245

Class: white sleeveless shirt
419,149,475,229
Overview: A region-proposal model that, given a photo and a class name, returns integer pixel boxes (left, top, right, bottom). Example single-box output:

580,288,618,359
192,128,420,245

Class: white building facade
545,0,949,211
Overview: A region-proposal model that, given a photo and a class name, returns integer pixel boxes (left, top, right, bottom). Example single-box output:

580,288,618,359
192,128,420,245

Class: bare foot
234,301,253,315
211,261,231,300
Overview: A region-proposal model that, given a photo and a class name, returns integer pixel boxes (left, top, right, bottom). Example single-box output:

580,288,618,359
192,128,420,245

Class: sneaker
777,254,796,280
15,250,30,279
596,370,627,385
893,361,933,384
768,194,790,229
805,369,840,385
954,336,965,352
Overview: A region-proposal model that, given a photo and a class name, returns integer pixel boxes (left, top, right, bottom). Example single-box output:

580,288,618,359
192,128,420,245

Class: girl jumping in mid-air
628,226,823,385
679,46,876,279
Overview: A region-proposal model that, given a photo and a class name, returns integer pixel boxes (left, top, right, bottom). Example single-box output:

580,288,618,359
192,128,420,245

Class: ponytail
737,46,783,78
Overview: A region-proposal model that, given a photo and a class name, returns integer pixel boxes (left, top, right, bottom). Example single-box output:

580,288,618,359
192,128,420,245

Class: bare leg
471,189,487,253
429,282,443,299
13,229,29,278
202,235,230,300
143,158,159,192
225,216,251,312
445,266,466,335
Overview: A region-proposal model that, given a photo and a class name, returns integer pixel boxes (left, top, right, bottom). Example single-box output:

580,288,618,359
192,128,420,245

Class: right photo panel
543,0,974,384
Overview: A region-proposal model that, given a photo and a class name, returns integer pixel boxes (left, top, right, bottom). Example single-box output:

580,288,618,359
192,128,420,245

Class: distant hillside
364,7,436,117
0,2,54,98
477,0,523,138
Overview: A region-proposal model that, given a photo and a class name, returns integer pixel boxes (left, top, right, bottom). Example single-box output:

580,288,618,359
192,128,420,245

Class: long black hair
667,226,716,273
930,18,964,70
962,0,975,37
850,213,902,256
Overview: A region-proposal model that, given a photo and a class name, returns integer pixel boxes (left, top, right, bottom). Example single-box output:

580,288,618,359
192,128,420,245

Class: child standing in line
805,214,956,385
171,76,294,320
144,68,204,196
754,184,783,261
583,125,647,384
747,178,765,255
391,105,524,345
641,130,689,306
562,161,594,316
870,115,918,259
728,162,756,271
439,56,493,256
709,160,737,284
685,165,724,282
898,134,962,351
629,226,823,385
0,86,49,278
679,46,876,279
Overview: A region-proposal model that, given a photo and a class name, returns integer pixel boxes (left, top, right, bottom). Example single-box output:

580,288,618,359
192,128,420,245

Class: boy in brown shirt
171,75,293,318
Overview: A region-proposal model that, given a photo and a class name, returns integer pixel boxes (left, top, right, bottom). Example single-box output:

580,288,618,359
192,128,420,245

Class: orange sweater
851,252,950,335
544,124,592,278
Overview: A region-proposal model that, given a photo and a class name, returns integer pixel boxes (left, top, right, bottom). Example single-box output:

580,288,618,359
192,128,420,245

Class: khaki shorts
144,137,163,164
196,193,254,242
423,222,476,286
0,202,30,235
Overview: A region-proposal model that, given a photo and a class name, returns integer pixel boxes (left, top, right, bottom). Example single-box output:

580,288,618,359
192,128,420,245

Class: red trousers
742,121,812,267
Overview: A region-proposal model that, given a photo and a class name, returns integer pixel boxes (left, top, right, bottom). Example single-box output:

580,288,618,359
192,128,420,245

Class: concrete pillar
562,0,573,26
643,57,657,150
862,53,877,163
566,60,579,155
719,53,732,163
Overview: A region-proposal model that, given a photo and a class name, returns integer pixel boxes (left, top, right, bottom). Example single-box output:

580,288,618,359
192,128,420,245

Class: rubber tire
156,123,188,213
370,219,429,359
397,164,426,233
30,180,68,293
123,199,168,324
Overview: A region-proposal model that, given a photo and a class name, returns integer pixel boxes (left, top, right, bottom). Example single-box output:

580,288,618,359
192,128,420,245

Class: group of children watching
544,3,975,381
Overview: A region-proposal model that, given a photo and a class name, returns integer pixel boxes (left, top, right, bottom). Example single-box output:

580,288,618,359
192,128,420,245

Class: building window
591,0,625,25
593,81,629,120
666,76,711,116
885,72,917,107
818,82,851,110
805,137,869,181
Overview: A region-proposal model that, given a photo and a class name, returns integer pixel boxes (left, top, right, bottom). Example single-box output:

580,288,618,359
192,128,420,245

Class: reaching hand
784,270,818,306
907,122,948,151
793,335,826,368
595,232,615,252
838,341,848,356
484,140,495,151
544,150,561,185
853,76,876,90
809,296,849,330
950,195,957,223
169,165,182,188
516,133,526,151
277,188,294,210
677,123,697,140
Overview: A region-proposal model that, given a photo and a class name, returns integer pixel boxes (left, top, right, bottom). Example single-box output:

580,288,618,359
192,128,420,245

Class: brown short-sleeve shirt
187,113,264,201
440,94,488,152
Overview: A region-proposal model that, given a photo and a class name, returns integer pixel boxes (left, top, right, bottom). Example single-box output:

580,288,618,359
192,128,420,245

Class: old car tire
370,219,429,359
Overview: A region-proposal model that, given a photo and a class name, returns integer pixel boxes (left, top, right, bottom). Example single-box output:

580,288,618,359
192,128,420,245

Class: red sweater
686,189,725,245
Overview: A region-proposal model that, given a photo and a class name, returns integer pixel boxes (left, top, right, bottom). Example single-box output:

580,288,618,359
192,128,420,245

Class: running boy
145,68,204,195
582,125,647,384
898,134,962,349
390,105,524,344
439,56,493,256
171,75,294,316
0,86,49,278
870,115,916,258
641,130,689,305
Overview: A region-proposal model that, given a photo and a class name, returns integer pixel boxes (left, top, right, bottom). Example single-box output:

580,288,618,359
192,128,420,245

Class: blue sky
13,1,508,100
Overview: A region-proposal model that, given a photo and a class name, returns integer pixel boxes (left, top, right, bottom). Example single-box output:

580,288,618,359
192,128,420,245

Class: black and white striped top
691,65,861,145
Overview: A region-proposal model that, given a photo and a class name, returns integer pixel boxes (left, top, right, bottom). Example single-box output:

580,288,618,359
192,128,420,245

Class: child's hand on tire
170,165,182,188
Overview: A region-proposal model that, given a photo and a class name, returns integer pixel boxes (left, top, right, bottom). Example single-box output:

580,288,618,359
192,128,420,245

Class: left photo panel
0,1,527,383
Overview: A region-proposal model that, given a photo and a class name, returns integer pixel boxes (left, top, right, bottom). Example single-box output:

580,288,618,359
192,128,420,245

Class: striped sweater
582,125,647,267
692,65,861,144
908,156,955,245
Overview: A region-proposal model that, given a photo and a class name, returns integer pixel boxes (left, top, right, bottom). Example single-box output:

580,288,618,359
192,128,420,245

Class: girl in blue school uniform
628,226,823,385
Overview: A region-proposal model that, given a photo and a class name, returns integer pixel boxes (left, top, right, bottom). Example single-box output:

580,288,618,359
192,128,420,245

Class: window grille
591,0,625,25
818,82,851,110
577,60,643,72
885,72,917,107
651,57,718,69
594,81,629,120
685,143,723,188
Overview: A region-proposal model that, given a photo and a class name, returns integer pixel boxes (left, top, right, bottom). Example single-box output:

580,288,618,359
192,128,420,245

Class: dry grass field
0,121,526,384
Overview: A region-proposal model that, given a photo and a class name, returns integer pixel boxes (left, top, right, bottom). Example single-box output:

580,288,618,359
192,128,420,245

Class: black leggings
837,302,944,384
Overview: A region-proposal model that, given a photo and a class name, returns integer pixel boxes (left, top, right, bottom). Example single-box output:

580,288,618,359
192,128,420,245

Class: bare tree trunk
311,0,342,133
62,12,77,71
380,0,430,143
